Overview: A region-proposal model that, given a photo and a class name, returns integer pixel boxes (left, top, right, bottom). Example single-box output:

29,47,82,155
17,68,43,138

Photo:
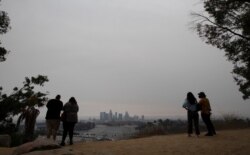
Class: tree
0,0,11,62
0,1,50,143
192,0,250,99
0,75,49,142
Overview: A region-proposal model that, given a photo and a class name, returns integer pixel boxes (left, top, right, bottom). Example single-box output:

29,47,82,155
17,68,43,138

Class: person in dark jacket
198,92,216,136
60,97,79,146
45,95,63,140
182,92,200,137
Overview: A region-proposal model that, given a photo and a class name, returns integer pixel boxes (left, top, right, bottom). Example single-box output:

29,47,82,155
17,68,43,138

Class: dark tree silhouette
0,0,11,62
192,0,250,99
0,1,50,143
0,75,49,142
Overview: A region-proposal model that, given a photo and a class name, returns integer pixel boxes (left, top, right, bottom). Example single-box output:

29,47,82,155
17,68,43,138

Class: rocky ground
1,129,250,155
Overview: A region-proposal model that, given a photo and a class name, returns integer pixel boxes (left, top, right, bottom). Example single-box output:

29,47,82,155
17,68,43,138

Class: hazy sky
1,0,249,120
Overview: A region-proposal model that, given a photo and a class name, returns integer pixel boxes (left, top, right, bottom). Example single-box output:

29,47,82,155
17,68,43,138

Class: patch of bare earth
1,129,250,155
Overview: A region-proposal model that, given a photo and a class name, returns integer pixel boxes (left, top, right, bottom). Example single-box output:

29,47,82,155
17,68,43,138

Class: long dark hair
69,97,77,105
187,92,197,105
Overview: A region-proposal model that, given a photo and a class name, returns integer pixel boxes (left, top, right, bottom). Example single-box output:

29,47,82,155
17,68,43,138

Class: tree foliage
0,75,49,141
192,0,250,99
0,0,11,62
0,1,49,143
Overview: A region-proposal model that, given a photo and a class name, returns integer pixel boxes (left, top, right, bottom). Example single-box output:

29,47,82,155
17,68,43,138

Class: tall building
109,110,113,121
118,113,123,120
114,112,118,120
100,112,106,121
124,111,130,121
99,110,143,122
141,115,144,121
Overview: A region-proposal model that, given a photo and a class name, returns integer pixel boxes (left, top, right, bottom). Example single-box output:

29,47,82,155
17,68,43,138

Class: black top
45,99,63,119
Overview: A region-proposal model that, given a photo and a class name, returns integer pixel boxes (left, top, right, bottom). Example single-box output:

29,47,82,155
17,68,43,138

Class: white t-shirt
182,99,197,112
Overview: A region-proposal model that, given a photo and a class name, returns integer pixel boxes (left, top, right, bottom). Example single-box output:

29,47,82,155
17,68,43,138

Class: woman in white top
183,92,200,137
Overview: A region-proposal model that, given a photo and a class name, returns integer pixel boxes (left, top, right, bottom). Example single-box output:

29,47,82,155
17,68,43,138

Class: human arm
182,100,189,110
46,100,51,108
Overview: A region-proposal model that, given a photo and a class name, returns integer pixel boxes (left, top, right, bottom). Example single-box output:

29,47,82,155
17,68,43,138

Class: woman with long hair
60,97,79,146
182,92,200,137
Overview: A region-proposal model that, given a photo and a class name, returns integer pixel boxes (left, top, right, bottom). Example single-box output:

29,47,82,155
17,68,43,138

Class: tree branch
192,13,250,40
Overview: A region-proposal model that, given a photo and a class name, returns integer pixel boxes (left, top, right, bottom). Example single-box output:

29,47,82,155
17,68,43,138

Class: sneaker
60,142,65,146
205,133,213,136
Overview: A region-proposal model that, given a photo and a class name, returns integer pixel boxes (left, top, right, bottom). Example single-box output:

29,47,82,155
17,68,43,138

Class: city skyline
100,109,144,122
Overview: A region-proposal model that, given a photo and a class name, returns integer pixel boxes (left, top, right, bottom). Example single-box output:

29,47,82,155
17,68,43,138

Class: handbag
196,104,201,111
61,112,66,122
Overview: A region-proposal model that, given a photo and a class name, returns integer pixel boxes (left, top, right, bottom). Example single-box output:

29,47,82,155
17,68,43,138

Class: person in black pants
198,92,216,136
183,92,200,137
60,97,79,146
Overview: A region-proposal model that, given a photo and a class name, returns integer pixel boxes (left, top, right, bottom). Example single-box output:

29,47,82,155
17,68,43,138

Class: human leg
206,114,216,135
69,122,76,145
61,122,69,146
208,114,216,135
201,113,213,136
46,120,52,139
52,120,60,141
193,113,200,136
211,123,216,135
187,111,193,136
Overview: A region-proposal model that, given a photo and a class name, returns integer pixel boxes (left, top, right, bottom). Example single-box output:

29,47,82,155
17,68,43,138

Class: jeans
187,111,200,135
201,113,216,135
61,122,76,144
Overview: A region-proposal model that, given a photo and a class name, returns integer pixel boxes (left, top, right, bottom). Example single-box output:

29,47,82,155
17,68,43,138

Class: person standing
45,95,63,141
182,92,200,137
198,92,216,136
60,97,79,146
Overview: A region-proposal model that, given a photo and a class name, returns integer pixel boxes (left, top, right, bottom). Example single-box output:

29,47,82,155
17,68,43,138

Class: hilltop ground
1,129,250,155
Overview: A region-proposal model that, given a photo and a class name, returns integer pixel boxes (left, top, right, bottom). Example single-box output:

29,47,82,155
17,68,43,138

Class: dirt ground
1,129,250,155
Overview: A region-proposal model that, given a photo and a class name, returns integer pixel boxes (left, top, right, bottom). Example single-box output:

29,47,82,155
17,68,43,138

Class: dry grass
1,129,250,155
